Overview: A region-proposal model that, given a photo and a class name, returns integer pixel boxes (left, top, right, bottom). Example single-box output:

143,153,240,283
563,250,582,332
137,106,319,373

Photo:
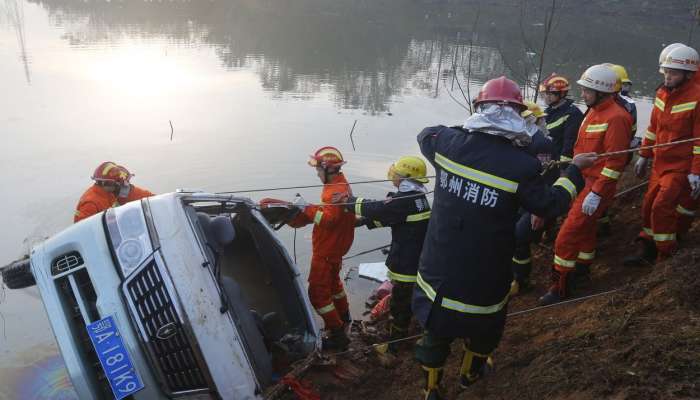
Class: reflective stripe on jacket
297,173,356,260
413,126,584,337
544,98,584,161
640,81,700,175
574,96,633,197
347,190,431,282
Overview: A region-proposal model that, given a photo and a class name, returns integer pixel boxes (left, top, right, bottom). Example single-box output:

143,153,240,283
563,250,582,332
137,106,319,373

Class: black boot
511,267,532,295
623,238,657,267
387,323,407,354
538,267,574,306
322,328,350,351
459,346,493,389
574,263,592,287
597,214,612,237
421,366,444,400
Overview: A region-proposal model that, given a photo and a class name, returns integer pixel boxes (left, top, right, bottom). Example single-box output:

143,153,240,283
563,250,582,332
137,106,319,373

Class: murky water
0,0,696,397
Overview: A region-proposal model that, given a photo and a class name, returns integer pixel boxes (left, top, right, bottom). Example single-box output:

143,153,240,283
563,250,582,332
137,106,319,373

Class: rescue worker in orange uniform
540,64,633,305
273,146,356,350
655,43,700,240
74,162,155,223
625,44,700,265
597,63,638,236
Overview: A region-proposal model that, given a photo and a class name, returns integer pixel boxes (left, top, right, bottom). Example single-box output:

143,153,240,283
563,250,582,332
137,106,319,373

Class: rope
597,136,700,158
255,191,434,209
613,180,648,198
544,137,700,170
217,137,698,196
216,176,436,195
343,244,390,261
327,287,620,358
506,288,620,317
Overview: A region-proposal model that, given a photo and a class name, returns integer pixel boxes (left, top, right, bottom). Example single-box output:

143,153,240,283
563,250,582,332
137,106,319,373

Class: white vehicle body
29,192,320,399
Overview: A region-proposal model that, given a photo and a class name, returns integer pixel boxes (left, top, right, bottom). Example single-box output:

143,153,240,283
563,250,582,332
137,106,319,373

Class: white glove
688,174,700,200
292,193,309,211
634,157,649,178
581,191,601,216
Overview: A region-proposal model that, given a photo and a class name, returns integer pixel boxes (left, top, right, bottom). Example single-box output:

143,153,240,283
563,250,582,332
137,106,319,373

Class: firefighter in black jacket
511,101,560,294
412,76,596,400
343,156,431,353
539,73,584,163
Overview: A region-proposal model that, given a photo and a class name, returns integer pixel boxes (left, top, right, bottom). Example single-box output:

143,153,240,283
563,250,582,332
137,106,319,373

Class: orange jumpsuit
638,80,700,255
74,184,154,223
554,96,632,272
288,173,355,330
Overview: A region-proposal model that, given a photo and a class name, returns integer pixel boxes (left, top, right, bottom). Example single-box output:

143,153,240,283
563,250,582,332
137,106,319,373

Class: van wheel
2,257,36,289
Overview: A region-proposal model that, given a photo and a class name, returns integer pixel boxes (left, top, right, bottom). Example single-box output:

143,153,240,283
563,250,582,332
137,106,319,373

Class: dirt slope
293,175,700,400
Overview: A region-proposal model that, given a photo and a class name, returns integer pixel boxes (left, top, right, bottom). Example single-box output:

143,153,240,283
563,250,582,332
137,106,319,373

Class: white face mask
118,183,132,198
463,103,534,146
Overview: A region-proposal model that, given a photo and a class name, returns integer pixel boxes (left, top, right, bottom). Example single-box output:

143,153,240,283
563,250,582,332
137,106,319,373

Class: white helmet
659,43,686,73
576,64,618,93
660,44,699,72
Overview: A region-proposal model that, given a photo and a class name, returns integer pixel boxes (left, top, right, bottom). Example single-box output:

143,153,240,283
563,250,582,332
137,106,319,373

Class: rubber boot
421,366,444,400
459,346,494,389
597,214,612,237
340,312,352,334
622,238,657,267
387,323,406,354
538,268,574,306
322,328,350,351
574,262,592,288
510,259,532,296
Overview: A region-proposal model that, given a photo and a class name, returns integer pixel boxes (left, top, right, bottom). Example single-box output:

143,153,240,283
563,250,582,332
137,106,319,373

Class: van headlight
105,205,153,278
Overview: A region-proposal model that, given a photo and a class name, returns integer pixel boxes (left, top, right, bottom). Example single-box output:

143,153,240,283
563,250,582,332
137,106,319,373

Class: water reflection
23,0,700,112
2,0,31,83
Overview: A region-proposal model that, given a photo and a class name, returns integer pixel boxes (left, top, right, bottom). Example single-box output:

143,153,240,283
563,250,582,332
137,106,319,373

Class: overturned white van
2,192,320,399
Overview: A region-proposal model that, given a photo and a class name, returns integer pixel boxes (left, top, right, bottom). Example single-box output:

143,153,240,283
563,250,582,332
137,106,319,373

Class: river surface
0,0,696,398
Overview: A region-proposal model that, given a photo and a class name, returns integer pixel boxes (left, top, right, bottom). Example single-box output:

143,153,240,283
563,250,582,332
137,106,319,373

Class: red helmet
308,146,346,169
539,73,570,93
474,76,525,110
92,161,131,184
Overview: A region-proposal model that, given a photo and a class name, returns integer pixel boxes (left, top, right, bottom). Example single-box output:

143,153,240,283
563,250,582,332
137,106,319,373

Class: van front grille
55,268,113,398
51,251,84,276
124,259,210,395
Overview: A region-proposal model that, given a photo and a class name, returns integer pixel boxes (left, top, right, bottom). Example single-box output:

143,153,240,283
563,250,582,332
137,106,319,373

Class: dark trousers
414,308,507,368
390,280,414,334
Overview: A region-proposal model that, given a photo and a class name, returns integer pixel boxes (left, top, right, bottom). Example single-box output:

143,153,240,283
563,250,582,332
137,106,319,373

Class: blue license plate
87,316,144,399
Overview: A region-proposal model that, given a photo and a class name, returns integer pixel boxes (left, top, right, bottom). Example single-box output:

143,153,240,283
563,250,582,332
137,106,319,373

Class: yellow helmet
388,156,429,183
610,64,631,84
521,100,547,119
602,63,631,92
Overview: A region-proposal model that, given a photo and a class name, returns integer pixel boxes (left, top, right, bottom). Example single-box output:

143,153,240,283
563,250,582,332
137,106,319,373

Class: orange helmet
91,161,131,184
539,73,570,93
308,146,346,169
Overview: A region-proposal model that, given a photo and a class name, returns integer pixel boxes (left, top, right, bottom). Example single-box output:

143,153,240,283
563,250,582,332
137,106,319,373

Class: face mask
464,103,534,146
118,184,132,198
